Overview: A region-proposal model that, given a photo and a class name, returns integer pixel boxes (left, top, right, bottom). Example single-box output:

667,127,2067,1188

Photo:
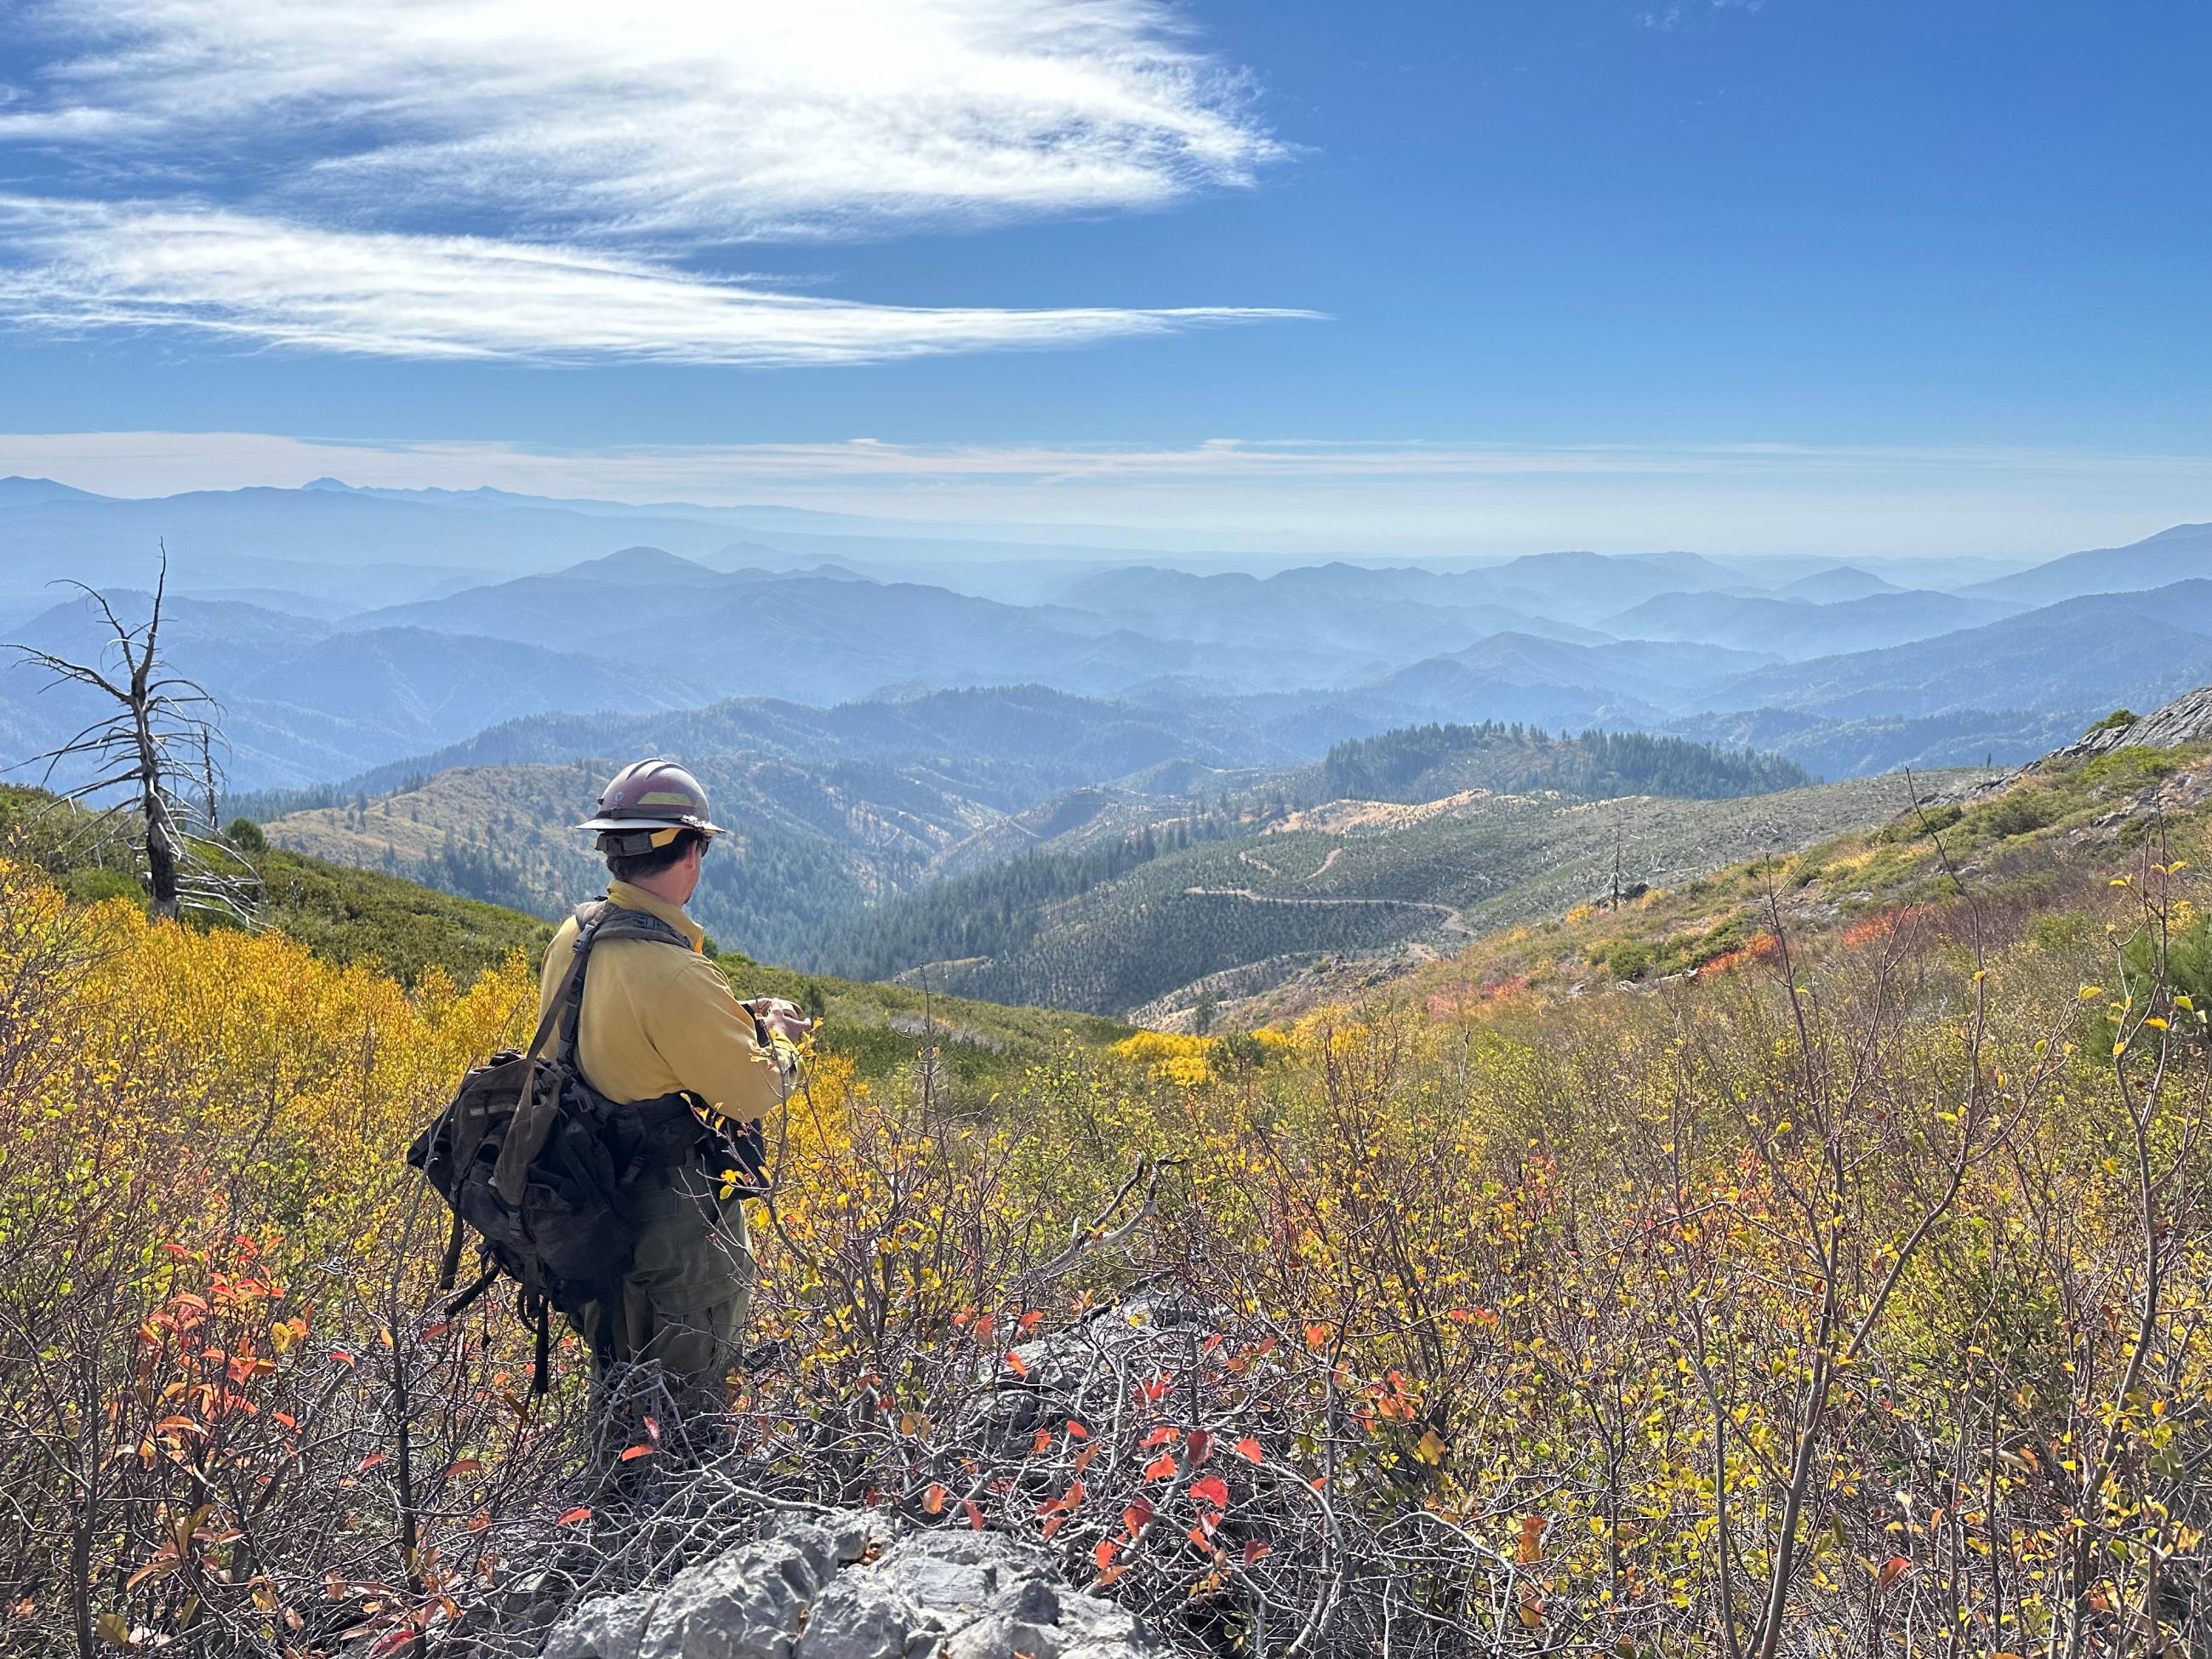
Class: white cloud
0,198,1310,364
0,2,1294,361
5,0,1278,238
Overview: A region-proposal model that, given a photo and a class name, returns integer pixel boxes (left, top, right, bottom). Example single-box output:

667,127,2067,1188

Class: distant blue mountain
0,476,111,505
1962,522,2212,607
1693,580,2212,721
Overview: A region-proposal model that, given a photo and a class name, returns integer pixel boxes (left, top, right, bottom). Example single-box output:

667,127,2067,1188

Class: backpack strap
488,898,693,1206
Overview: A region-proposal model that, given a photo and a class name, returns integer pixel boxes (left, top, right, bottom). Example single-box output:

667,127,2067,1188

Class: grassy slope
1275,741,2211,1026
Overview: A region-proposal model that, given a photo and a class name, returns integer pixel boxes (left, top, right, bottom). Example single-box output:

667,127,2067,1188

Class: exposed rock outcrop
2051,685,2212,762
543,1514,1168,1659
1946,684,2212,808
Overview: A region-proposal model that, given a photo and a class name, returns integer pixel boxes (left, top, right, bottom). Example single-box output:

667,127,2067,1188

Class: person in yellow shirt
546,758,807,1415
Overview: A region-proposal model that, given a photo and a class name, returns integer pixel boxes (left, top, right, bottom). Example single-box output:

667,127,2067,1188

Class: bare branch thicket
3,547,259,923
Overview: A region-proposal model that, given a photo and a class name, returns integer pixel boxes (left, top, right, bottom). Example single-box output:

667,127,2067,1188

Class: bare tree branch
3,550,259,924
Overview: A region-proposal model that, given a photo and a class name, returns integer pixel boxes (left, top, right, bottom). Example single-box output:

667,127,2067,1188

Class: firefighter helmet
577,759,724,856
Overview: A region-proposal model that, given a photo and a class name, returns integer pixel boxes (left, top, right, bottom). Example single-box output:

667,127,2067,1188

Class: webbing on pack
490,901,690,1206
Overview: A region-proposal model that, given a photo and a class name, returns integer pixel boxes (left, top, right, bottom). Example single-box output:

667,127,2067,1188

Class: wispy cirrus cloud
0,0,1295,362
5,0,1278,237
0,198,1308,364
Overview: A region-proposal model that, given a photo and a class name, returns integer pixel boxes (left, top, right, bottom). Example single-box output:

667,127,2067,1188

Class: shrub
3,846,2211,1656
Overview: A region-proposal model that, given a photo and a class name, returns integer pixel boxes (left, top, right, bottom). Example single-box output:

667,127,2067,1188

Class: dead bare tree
4,547,258,923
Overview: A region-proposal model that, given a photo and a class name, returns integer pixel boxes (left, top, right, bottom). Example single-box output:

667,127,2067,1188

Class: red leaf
962,1499,986,1531
357,1452,386,1472
1517,1514,1548,1565
1185,1429,1212,1463
1004,1351,1029,1379
1065,1421,1090,1440
1242,1538,1272,1565
1018,1310,1045,1333
556,1507,592,1526
1140,1426,1176,1449
1189,1474,1231,1509
1143,1452,1178,1482
619,1445,655,1462
1040,1514,1068,1541
1093,1536,1120,1571
1234,1438,1264,1465
1123,1497,1154,1535
1877,1556,1911,1591
923,1484,947,1516
442,1457,482,1478
1031,1428,1054,1456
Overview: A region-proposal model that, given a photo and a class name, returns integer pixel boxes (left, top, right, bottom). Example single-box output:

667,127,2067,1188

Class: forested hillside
1314,721,1813,803
820,772,1923,1015
259,759,969,965
260,720,1833,1005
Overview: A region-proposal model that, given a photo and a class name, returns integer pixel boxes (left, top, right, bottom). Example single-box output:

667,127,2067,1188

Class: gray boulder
544,1515,1168,1659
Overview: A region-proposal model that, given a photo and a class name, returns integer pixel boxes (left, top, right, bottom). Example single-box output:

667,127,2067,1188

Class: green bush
2077,746,2178,794
1878,802,1963,845
61,866,146,908
1607,940,1655,981
1977,790,2062,841
2118,914,2212,1046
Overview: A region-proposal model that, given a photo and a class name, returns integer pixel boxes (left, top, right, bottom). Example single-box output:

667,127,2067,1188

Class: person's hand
744,995,814,1047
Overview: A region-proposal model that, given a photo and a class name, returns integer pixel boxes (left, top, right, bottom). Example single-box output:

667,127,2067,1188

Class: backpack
407,899,770,1390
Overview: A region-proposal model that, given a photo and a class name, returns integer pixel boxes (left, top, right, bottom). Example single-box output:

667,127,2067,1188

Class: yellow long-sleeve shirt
537,881,781,1124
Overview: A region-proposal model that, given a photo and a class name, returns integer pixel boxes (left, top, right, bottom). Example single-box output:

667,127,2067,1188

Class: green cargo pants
574,1163,753,1413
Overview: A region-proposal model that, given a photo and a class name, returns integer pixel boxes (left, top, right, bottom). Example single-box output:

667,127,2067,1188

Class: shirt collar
605,880,706,952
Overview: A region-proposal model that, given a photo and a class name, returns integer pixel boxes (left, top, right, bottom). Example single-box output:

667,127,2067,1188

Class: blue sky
0,0,2205,556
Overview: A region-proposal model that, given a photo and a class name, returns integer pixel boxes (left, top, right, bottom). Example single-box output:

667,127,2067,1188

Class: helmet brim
576,814,726,835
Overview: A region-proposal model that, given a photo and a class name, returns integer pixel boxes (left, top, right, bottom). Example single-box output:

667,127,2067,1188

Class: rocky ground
544,1513,1168,1659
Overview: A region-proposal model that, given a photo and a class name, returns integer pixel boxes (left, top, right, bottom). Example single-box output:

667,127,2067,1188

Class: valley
6,478,2208,1018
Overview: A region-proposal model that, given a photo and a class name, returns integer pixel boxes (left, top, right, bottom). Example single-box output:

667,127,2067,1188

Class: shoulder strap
550,903,693,1070
491,902,612,1204
489,899,690,1205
